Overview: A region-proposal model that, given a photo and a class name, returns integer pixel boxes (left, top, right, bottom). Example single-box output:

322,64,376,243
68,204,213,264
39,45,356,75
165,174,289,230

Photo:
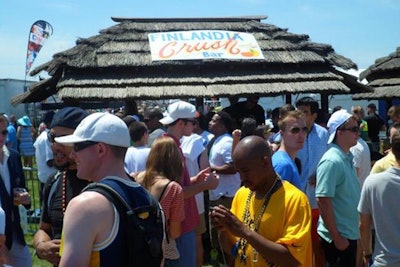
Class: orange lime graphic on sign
241,48,260,57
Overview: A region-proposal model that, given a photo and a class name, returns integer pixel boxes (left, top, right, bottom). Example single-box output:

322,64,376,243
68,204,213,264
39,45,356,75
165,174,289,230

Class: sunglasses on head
73,141,98,152
182,118,196,124
47,131,56,143
47,131,68,143
1,129,8,136
340,126,359,133
288,127,308,134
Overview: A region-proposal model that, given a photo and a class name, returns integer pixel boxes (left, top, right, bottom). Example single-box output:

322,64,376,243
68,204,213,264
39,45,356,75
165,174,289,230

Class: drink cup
13,188,28,206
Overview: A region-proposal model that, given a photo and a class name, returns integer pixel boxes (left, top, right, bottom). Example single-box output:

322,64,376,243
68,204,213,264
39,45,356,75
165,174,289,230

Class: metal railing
23,167,41,233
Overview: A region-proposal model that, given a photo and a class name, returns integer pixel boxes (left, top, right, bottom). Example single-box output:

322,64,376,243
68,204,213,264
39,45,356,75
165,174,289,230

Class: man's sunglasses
1,129,8,136
73,141,98,152
288,127,308,134
340,126,359,133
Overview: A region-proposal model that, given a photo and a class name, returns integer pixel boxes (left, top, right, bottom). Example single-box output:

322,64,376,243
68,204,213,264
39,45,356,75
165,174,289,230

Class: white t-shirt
0,146,11,194
181,134,206,214
34,130,57,183
350,138,371,188
200,130,214,146
124,146,151,174
208,133,240,201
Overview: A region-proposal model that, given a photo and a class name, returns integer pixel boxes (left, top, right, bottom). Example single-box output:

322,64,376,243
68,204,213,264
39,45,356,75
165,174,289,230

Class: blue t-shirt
296,123,329,208
316,144,361,241
272,150,302,189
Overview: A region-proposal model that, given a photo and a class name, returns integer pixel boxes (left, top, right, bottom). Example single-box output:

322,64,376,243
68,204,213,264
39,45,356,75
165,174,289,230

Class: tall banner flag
25,20,53,76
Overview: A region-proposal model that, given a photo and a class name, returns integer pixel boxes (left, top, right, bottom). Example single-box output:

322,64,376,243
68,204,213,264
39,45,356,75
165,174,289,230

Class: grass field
24,167,52,267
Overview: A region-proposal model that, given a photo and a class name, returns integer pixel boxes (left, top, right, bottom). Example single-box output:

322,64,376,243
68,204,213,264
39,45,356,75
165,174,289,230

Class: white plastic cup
0,206,5,234
19,205,28,234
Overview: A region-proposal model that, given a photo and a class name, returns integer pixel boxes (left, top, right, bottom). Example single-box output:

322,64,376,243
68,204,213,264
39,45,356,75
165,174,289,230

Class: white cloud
338,68,368,84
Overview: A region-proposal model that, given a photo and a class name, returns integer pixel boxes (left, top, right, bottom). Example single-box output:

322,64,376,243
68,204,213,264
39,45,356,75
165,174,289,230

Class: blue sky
1,0,399,81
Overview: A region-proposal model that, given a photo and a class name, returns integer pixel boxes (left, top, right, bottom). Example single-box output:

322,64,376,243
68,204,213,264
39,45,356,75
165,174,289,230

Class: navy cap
51,107,88,129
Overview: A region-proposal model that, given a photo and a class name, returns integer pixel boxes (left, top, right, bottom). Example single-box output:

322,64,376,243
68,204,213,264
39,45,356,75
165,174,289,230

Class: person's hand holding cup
13,188,30,206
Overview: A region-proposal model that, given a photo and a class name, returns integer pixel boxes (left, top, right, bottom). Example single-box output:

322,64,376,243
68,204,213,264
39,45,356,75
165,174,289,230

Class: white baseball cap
327,109,353,144
159,100,196,125
55,112,130,147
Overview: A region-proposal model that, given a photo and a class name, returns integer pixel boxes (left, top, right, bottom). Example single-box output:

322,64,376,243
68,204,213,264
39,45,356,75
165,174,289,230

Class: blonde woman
136,137,185,267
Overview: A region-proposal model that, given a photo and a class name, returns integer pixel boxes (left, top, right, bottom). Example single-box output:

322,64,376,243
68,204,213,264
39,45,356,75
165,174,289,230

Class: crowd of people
0,98,400,267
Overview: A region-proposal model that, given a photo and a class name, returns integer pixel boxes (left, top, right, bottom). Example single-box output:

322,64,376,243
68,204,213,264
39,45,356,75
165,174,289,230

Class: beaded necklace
62,170,67,214
234,175,282,265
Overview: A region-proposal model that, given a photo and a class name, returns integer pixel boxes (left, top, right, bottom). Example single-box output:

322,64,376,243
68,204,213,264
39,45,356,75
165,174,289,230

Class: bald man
210,136,311,266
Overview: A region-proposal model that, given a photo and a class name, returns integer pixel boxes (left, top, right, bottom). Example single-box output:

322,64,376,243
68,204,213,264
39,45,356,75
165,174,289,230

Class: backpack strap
83,182,132,214
206,136,216,157
158,180,172,202
157,180,171,244
83,182,136,266
46,172,62,214
84,182,162,234
82,181,165,266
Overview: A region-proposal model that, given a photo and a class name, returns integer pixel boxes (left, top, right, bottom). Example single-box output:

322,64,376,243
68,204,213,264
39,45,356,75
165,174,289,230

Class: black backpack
83,180,164,267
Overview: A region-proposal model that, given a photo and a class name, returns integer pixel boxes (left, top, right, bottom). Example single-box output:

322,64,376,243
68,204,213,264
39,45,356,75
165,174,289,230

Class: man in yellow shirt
371,122,400,174
210,136,311,266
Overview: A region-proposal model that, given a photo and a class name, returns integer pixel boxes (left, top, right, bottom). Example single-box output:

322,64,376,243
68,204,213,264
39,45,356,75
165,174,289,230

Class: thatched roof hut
12,16,370,108
353,47,400,100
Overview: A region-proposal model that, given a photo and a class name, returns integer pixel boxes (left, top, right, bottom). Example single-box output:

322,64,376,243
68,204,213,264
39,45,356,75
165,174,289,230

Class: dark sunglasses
1,129,8,136
288,127,308,134
340,126,359,133
47,131,68,143
73,141,98,152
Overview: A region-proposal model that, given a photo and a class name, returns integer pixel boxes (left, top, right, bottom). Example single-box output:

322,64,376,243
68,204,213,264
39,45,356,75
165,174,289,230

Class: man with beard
33,107,89,266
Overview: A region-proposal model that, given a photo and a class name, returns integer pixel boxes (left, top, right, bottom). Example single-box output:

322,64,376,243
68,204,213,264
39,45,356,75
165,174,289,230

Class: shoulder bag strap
158,180,172,202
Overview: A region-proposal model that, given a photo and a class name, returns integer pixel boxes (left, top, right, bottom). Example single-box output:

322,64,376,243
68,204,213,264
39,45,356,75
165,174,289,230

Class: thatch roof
353,46,400,100
12,16,371,105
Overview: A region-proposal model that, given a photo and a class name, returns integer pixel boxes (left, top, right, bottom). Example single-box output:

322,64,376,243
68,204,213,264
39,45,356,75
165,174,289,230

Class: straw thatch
353,47,400,100
12,16,371,105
